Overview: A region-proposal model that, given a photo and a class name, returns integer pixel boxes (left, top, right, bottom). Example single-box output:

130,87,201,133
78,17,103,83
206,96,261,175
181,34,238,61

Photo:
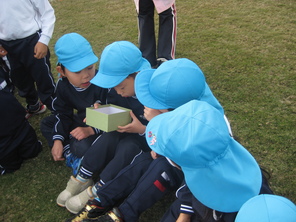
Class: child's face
58,64,96,88
114,76,135,97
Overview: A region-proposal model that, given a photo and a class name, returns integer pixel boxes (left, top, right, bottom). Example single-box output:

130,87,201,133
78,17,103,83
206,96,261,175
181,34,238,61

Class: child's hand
34,42,48,59
93,102,101,109
117,111,146,134
176,213,191,222
150,151,159,159
51,140,65,161
70,126,95,141
143,107,163,121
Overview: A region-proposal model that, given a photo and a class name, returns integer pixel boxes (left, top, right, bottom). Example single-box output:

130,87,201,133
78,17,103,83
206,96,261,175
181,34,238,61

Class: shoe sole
57,202,66,208
25,105,47,119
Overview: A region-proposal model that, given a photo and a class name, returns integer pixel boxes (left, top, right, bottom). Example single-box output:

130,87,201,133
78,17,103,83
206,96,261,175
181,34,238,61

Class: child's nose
83,71,91,79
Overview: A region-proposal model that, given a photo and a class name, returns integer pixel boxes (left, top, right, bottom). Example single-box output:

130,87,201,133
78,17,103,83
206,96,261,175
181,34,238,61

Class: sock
77,166,93,182
91,181,104,199
76,174,89,183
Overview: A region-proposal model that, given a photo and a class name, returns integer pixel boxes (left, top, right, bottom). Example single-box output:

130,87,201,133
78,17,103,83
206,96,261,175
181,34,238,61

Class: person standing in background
0,0,56,118
134,0,177,67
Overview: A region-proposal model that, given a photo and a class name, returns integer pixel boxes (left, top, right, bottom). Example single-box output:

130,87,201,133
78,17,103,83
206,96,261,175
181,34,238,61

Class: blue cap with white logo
146,100,262,212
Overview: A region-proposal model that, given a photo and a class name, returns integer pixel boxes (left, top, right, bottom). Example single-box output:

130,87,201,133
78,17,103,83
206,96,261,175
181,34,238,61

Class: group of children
0,0,295,221
36,32,294,222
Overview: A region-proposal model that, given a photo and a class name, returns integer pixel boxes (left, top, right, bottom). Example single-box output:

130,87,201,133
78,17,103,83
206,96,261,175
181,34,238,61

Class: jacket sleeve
52,80,74,142
31,0,56,45
176,183,194,215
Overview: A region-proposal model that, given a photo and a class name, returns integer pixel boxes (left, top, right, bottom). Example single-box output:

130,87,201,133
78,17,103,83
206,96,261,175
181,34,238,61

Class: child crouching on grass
146,100,274,222
0,57,42,175
40,33,108,174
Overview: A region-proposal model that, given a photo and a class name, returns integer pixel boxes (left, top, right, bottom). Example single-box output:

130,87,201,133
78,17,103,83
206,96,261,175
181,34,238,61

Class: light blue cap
235,194,296,222
55,33,98,72
135,58,224,113
90,41,151,88
146,100,262,212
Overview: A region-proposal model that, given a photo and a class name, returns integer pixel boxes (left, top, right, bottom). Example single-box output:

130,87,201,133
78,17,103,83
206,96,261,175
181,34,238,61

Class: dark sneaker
82,208,123,222
65,199,109,222
25,101,47,119
153,57,168,68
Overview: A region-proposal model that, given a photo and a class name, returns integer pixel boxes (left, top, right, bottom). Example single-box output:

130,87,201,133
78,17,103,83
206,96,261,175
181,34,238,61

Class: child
235,194,296,222
0,57,42,174
57,41,151,210
145,100,273,221
0,0,56,118
40,33,108,172
63,58,233,222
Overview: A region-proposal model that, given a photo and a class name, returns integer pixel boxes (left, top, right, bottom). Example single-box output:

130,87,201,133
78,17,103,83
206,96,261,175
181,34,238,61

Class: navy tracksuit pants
137,0,177,66
81,131,151,182
0,31,55,110
97,153,184,222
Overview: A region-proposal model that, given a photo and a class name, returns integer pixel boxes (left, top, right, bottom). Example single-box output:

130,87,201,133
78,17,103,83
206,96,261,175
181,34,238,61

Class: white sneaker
56,176,93,207
65,186,94,214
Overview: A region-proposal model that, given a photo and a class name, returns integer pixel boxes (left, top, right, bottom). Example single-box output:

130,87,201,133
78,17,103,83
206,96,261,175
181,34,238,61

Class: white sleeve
31,0,56,45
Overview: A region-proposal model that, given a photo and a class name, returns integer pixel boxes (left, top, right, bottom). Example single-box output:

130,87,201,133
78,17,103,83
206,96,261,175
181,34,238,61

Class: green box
86,104,131,132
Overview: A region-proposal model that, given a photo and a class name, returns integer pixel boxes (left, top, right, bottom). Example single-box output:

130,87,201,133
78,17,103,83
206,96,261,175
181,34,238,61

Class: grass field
0,0,295,221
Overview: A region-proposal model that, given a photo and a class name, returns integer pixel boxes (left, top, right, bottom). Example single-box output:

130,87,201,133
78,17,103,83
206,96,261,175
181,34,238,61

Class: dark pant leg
99,134,150,182
0,120,41,173
25,33,56,110
79,132,124,177
0,36,37,106
158,4,177,60
40,114,56,147
97,152,153,207
70,134,100,158
0,33,56,110
160,198,182,222
138,0,157,66
118,157,184,222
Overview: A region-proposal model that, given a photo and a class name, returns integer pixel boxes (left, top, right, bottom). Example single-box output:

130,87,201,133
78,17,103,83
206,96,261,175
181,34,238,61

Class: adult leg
137,0,157,66
157,3,177,61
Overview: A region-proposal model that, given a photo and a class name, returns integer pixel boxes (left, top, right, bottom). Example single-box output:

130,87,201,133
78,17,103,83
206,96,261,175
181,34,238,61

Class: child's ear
56,66,65,77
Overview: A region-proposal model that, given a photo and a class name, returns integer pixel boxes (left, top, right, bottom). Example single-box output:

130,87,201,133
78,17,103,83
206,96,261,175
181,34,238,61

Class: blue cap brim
183,139,262,213
91,57,151,88
64,53,98,72
135,69,171,109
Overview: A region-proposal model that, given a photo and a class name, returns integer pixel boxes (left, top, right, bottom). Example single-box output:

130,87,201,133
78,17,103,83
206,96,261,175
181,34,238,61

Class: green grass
0,0,295,221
